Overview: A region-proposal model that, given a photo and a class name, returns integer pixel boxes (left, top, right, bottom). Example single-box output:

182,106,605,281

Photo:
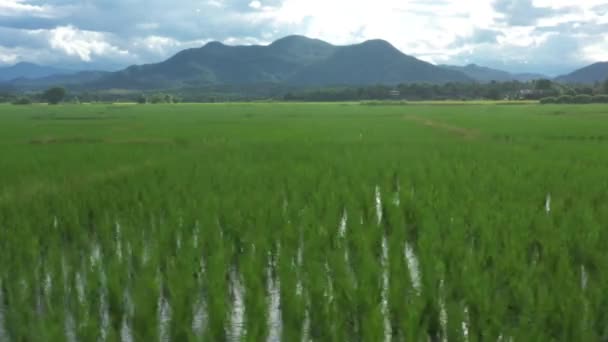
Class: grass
0,102,607,341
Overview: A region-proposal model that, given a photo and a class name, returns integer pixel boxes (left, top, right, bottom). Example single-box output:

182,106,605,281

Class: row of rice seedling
0,103,607,340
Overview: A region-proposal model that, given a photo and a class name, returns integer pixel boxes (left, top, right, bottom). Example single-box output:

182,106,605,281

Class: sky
0,0,607,75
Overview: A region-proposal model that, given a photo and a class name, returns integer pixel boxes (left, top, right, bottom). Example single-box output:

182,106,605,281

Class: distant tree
42,87,67,105
603,79,608,94
149,93,166,104
534,79,553,90
594,95,608,103
539,97,557,104
574,86,593,95
12,97,32,105
573,94,592,104
137,94,147,104
484,88,501,100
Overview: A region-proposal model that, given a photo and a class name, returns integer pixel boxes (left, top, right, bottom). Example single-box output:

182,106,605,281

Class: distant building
518,89,543,100
519,89,534,96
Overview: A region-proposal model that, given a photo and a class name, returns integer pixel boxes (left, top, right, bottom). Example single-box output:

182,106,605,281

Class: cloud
492,0,576,26
0,48,19,64
447,32,586,75
47,25,128,61
0,0,53,17
451,28,504,47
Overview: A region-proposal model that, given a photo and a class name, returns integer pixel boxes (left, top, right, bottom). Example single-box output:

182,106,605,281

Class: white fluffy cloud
0,48,18,64
47,26,128,62
0,0,52,17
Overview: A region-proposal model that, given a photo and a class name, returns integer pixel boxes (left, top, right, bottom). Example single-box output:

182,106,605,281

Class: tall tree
42,87,67,105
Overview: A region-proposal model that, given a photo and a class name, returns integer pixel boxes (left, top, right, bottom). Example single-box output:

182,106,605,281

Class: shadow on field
28,137,191,146
30,115,120,121
404,115,480,140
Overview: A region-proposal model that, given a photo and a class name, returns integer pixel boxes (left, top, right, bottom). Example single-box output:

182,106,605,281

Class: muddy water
116,222,123,262
381,236,392,342
404,243,422,294
462,306,470,342
158,292,171,342
75,271,86,304
581,264,588,291
227,268,245,341
192,256,208,338
438,279,448,341
62,258,77,342
121,289,134,342
266,261,282,342
64,310,77,342
192,295,207,338
375,186,383,225
339,210,347,238
301,305,311,342
99,268,110,342
296,242,304,297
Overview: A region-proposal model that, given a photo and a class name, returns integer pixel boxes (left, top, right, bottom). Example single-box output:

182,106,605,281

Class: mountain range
0,36,606,90
554,62,608,84
85,36,471,89
439,64,546,83
0,62,74,82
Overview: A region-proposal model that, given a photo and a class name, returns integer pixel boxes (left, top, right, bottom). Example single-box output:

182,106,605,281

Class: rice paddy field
1,102,607,341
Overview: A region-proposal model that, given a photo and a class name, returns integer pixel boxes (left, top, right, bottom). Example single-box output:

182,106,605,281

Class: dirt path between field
405,115,480,140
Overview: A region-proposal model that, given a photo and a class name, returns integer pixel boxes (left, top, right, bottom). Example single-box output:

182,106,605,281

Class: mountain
8,36,474,90
289,40,471,85
82,36,471,89
91,35,338,89
10,71,110,89
0,62,74,82
555,62,608,84
440,64,546,83
96,36,472,88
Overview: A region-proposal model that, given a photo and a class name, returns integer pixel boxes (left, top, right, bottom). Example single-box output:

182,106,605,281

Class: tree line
284,79,608,102
2,79,608,104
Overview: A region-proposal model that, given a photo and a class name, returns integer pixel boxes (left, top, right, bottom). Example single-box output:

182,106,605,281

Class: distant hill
555,62,608,84
10,71,110,89
91,35,338,89
0,62,74,82
514,73,548,82
290,40,471,85
440,64,546,83
9,36,476,90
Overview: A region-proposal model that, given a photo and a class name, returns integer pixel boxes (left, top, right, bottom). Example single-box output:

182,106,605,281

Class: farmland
1,102,607,341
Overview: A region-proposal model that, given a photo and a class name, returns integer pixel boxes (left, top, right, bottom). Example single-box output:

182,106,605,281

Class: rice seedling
0,102,607,340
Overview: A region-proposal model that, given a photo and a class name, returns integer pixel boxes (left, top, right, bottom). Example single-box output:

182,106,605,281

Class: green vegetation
1,103,607,340
11,97,32,105
540,94,608,104
42,86,67,105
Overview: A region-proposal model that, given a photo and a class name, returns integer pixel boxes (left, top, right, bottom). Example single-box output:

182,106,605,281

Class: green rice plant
0,102,608,340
